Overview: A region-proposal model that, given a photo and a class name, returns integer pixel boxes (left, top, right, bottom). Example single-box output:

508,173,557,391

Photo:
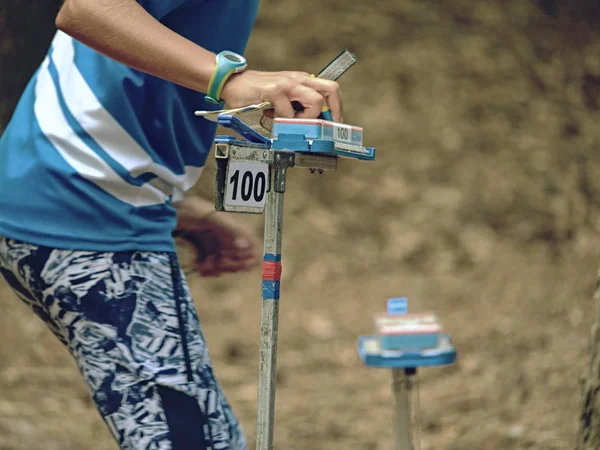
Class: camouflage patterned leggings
0,237,246,450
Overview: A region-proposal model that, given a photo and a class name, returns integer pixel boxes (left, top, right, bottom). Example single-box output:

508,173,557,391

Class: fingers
289,84,325,119
262,72,343,122
270,95,295,119
177,205,262,277
193,231,259,277
301,77,343,122
196,255,219,277
221,70,344,122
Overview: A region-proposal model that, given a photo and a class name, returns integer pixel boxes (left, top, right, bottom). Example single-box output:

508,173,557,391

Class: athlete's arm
56,0,343,121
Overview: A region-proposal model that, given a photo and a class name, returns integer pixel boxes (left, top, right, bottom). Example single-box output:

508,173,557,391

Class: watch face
223,52,244,63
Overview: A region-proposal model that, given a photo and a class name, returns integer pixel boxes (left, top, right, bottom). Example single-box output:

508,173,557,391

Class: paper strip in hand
194,101,273,122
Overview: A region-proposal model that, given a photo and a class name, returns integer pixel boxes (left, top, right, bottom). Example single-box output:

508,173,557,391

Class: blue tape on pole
263,254,282,262
262,280,280,300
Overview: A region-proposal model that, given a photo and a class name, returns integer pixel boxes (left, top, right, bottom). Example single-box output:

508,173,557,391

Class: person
0,0,343,448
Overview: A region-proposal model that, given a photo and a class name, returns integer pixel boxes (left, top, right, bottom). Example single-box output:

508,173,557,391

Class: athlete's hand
174,196,260,277
220,70,343,122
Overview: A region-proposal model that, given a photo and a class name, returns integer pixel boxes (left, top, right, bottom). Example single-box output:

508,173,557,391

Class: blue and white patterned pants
0,237,246,450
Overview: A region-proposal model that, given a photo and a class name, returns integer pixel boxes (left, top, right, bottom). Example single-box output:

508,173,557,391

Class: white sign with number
225,161,269,208
333,123,353,144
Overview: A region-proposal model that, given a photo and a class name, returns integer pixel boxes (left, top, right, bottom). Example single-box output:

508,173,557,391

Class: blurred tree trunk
0,0,63,130
578,268,600,449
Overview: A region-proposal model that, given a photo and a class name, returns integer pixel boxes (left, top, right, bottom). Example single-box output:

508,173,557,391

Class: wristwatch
204,51,248,105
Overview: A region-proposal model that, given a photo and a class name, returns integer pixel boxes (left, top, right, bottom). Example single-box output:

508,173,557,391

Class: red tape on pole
262,261,282,281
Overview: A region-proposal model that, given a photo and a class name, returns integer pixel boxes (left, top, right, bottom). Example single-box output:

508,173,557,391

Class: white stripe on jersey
34,57,169,207
51,31,203,195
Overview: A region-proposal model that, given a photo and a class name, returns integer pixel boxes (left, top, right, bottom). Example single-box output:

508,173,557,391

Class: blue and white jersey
0,0,259,252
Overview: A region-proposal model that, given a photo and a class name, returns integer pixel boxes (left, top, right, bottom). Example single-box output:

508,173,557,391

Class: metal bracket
272,151,295,193
294,153,338,173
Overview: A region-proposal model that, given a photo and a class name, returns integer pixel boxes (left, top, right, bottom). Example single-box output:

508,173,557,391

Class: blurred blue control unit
358,298,457,369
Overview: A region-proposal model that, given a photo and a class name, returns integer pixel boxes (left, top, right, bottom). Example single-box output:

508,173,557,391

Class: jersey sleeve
137,0,205,21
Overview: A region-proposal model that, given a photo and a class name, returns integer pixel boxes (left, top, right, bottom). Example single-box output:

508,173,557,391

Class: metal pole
392,368,413,450
256,157,288,450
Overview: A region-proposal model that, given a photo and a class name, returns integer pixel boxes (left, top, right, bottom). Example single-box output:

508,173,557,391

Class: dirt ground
2,1,600,449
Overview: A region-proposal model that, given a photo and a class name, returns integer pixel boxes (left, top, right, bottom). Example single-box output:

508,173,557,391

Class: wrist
204,50,248,104
220,71,246,104
197,59,218,93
